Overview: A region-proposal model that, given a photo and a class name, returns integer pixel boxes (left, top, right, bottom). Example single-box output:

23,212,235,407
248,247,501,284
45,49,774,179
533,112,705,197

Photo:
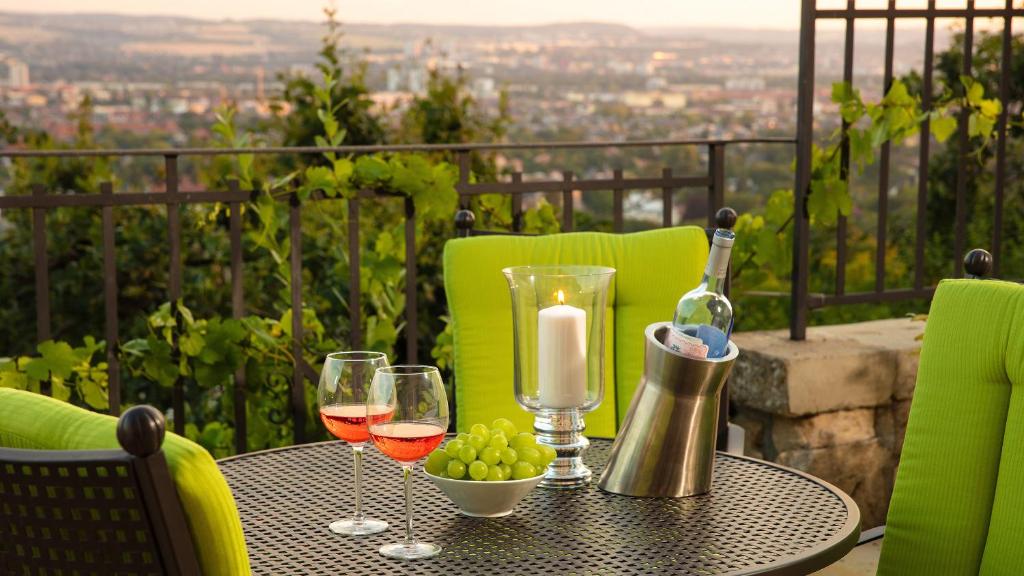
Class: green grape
537,444,557,466
479,446,501,466
488,434,508,450
491,417,518,438
438,470,450,478
469,423,491,443
456,432,471,443
447,459,467,479
467,434,487,452
444,439,464,458
458,445,477,464
511,432,536,452
512,461,537,480
500,447,518,465
468,460,488,481
499,463,512,478
424,450,449,475
519,447,541,467
486,464,507,481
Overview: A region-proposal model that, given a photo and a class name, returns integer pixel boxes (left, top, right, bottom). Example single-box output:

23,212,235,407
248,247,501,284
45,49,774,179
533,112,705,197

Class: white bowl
424,470,545,517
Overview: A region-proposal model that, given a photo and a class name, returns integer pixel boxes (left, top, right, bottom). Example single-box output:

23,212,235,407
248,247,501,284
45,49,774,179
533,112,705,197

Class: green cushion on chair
443,227,708,437
0,388,251,575
878,279,1024,575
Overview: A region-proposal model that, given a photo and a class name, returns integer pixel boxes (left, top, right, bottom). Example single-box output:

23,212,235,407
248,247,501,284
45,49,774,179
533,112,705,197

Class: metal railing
791,0,1023,339
0,138,789,450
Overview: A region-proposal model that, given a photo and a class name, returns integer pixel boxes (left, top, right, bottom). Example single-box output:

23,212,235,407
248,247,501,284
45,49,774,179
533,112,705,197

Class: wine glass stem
402,464,414,546
352,445,364,522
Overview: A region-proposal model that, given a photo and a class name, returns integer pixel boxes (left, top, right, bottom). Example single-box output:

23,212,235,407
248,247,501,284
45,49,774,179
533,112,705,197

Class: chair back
443,226,710,437
878,279,1024,575
0,404,198,575
0,389,250,575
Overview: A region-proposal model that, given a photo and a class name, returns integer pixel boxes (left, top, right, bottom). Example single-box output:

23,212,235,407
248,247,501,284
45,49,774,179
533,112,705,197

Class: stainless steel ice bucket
598,322,738,497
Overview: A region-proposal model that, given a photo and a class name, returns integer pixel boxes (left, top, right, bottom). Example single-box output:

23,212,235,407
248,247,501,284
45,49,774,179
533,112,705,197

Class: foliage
0,338,109,410
731,74,1008,291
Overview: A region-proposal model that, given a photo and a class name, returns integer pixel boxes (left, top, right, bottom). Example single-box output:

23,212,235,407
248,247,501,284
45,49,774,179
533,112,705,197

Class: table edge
719,453,862,576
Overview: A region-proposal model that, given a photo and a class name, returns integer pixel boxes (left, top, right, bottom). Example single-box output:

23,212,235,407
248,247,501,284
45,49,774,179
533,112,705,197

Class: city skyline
0,0,810,30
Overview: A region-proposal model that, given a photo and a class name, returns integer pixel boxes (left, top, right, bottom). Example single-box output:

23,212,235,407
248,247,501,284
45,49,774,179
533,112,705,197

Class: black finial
964,248,993,279
117,405,166,457
715,207,738,230
454,208,476,238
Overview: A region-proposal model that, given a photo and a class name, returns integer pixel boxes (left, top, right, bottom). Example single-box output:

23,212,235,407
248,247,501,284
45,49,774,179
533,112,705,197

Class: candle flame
557,290,565,305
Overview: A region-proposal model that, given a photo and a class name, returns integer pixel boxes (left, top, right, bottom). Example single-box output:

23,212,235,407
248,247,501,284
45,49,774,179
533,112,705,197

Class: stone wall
729,318,925,528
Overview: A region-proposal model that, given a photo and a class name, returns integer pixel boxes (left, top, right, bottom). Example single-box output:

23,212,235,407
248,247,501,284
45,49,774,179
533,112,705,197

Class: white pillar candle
538,290,588,408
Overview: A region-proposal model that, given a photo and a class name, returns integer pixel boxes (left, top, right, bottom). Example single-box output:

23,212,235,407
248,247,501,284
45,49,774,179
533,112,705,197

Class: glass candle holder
503,265,615,489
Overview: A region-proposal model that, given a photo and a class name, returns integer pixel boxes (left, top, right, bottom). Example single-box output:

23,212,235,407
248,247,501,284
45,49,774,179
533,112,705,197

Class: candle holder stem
534,408,590,489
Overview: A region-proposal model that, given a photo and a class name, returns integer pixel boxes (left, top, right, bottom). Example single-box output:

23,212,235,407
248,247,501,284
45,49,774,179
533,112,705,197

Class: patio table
218,437,860,575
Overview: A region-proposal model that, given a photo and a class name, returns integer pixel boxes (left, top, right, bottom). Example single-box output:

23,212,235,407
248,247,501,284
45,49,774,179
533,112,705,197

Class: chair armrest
857,525,885,545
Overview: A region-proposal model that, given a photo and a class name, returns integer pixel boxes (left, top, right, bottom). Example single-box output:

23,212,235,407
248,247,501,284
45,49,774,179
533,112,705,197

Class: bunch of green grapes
424,418,557,481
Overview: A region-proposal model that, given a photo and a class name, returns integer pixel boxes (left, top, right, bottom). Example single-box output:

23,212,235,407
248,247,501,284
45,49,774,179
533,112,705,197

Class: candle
538,290,587,408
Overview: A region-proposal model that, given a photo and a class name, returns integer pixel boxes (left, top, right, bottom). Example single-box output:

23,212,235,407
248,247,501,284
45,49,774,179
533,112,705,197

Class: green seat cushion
878,279,1024,575
443,227,708,436
0,388,251,575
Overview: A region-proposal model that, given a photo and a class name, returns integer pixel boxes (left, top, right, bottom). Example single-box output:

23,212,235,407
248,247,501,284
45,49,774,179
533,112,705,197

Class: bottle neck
702,242,731,295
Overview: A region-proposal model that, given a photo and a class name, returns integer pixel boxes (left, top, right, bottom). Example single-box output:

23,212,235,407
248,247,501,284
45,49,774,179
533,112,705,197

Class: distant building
0,55,30,88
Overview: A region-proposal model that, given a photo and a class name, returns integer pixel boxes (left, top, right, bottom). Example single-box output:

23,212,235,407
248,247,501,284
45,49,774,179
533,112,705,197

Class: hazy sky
0,0,807,29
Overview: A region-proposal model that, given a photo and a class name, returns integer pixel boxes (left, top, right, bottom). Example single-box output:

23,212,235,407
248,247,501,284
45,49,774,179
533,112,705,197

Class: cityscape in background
0,11,952,147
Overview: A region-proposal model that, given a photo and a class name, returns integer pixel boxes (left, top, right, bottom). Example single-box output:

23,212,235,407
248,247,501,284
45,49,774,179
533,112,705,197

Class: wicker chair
0,405,200,576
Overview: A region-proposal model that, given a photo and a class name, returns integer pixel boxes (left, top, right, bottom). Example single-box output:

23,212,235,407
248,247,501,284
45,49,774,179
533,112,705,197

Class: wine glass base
379,542,441,560
329,518,389,536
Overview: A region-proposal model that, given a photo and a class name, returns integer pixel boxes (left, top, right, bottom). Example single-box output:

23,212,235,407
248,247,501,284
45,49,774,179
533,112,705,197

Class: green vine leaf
930,115,958,142
353,155,391,185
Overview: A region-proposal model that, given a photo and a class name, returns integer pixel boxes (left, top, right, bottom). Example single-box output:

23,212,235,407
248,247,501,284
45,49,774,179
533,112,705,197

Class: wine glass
367,365,449,560
317,351,391,536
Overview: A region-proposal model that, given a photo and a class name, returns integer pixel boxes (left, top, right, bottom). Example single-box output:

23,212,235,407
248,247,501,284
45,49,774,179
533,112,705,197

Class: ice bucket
598,322,738,497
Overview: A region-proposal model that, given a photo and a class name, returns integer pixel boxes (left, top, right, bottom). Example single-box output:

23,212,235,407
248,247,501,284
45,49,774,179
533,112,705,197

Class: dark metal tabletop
218,438,860,575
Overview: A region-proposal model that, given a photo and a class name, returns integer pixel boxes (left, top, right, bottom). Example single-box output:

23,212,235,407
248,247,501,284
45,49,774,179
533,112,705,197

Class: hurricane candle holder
503,265,615,489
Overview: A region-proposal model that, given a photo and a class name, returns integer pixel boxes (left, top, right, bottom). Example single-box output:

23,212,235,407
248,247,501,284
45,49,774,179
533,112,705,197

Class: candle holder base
533,409,590,490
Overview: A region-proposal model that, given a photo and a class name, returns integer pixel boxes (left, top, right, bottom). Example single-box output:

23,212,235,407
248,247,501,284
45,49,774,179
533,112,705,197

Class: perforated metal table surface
218,438,860,575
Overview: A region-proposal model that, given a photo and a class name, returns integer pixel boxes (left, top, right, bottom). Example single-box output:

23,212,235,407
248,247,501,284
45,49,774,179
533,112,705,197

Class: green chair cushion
0,388,251,575
443,227,708,436
878,279,1024,575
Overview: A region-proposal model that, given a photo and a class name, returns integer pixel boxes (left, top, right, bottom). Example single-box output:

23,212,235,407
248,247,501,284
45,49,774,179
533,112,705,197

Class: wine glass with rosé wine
367,365,449,560
317,351,392,536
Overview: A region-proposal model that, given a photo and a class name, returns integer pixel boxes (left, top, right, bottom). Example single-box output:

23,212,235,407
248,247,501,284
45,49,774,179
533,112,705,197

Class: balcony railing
0,138,793,449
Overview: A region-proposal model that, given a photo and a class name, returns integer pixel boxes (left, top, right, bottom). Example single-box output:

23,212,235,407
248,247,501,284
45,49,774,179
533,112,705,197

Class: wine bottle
665,229,734,359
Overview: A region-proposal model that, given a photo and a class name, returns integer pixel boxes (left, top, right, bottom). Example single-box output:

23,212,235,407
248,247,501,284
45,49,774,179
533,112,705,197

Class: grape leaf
930,116,957,142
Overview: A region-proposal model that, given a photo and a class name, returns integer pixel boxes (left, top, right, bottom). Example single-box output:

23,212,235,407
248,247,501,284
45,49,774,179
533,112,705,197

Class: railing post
662,167,673,228
791,0,816,341
612,168,624,233
456,150,471,209
228,180,247,454
707,144,725,227
404,197,418,364
289,190,306,444
348,194,362,349
31,184,50,352
165,154,185,433
101,182,121,416
953,1,976,278
561,171,574,232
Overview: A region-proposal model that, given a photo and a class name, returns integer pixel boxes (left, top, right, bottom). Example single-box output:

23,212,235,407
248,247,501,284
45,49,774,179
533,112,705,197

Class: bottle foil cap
712,229,735,248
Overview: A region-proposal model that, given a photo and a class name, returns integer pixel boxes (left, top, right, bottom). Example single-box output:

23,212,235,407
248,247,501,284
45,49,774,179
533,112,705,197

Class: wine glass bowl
367,365,449,560
317,351,390,536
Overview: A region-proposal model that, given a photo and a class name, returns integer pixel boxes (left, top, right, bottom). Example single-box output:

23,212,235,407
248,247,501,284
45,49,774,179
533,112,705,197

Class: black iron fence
0,138,789,449
790,0,1023,339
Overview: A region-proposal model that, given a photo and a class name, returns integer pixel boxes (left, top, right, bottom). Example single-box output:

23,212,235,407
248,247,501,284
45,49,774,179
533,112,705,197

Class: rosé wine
319,404,394,444
370,422,446,462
